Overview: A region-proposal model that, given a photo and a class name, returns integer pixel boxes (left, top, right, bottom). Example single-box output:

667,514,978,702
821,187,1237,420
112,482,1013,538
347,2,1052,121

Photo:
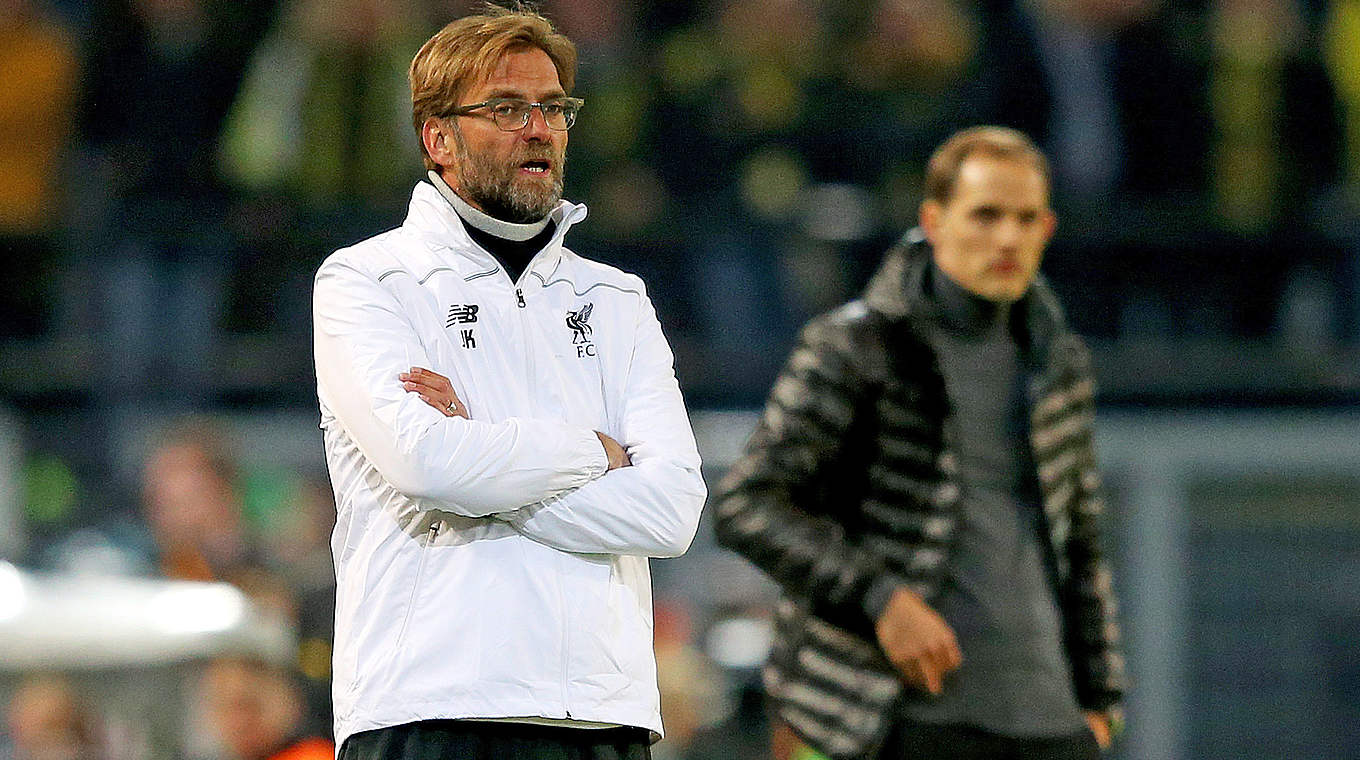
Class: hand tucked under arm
403,366,630,470
499,457,705,557
494,289,702,558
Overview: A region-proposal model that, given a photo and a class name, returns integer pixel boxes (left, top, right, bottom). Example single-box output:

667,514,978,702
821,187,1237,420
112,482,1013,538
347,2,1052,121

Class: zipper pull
516,288,526,308
428,520,440,541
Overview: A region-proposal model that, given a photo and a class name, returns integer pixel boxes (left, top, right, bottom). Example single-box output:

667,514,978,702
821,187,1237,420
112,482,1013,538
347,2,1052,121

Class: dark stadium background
1,0,1357,758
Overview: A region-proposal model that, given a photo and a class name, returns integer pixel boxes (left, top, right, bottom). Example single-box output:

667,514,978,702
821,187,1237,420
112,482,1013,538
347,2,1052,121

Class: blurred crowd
3,662,333,760
2,0,1358,403
1,0,1358,757
3,417,336,759
2,415,769,759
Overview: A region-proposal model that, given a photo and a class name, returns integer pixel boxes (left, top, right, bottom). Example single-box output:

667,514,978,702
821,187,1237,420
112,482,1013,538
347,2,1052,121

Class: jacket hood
861,227,1075,358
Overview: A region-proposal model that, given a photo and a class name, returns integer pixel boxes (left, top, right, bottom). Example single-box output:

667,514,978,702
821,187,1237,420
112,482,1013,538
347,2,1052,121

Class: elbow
381,462,447,505
377,454,434,500
381,438,452,501
649,520,698,559
650,475,707,558
652,518,698,558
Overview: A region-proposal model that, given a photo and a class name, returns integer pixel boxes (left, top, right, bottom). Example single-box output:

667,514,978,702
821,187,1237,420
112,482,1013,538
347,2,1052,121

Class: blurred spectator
248,470,337,731
970,0,1212,337
218,0,425,215
215,0,427,341
1322,0,1360,341
978,0,1208,205
651,599,730,760
82,0,275,219
2,674,106,760
1205,0,1344,340
138,420,336,729
74,0,277,405
643,0,836,395
254,471,334,612
1324,0,1360,190
650,0,829,201
544,0,636,67
1207,0,1341,235
0,0,78,338
186,657,332,760
141,419,253,583
827,0,980,187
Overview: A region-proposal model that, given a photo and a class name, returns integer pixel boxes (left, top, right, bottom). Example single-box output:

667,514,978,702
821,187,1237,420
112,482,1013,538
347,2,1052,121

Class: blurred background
1,0,1358,757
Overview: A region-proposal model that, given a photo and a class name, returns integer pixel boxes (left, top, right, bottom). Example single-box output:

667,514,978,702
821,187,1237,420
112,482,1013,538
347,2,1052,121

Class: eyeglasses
446,97,585,132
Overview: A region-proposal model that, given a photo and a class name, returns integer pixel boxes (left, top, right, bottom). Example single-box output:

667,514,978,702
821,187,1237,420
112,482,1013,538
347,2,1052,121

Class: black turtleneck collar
428,172,557,284
461,221,556,283
926,260,1015,340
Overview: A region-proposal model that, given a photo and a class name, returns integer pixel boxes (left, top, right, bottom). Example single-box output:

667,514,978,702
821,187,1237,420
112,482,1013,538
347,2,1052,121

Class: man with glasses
714,127,1124,760
312,6,706,759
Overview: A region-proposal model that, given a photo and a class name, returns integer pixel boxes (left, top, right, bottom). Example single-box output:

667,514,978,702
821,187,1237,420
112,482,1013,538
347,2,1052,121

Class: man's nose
996,217,1025,248
521,105,552,140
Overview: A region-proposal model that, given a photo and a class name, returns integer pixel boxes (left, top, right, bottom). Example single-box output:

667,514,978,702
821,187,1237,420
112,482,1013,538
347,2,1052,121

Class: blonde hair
924,126,1050,203
410,3,577,171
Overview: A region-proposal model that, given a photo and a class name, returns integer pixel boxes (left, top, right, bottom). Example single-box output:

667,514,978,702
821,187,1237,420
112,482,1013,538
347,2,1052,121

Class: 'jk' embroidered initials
461,329,476,349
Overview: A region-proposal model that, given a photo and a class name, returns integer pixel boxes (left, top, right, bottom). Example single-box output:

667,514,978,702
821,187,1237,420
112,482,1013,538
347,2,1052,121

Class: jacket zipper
513,282,543,418
512,277,563,709
559,553,572,717
394,519,440,651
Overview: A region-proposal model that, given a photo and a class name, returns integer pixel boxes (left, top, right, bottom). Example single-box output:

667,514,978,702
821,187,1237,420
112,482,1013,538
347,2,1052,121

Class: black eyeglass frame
445,97,585,132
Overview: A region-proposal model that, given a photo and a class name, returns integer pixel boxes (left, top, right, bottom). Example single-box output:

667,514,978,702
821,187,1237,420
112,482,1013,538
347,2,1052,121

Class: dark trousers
338,720,652,760
878,721,1101,760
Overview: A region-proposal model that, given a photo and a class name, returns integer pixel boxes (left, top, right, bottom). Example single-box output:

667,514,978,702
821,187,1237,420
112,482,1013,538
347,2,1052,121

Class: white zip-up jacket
313,182,707,748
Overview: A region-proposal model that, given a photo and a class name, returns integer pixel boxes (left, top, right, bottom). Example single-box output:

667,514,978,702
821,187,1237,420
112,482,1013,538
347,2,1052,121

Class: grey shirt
899,264,1085,736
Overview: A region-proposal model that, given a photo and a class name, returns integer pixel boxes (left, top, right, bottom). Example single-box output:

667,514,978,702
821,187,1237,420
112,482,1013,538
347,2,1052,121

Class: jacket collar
862,227,1072,359
402,180,589,281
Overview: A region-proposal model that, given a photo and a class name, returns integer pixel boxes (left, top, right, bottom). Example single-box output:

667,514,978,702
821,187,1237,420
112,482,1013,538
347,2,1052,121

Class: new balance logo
447,304,479,327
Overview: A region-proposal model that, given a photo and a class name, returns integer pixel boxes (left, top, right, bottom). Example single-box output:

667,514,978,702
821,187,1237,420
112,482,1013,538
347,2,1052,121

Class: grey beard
461,167,564,224
453,129,564,224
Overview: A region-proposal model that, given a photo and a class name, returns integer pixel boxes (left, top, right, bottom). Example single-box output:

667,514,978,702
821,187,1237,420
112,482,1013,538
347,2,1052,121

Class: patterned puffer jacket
712,233,1125,759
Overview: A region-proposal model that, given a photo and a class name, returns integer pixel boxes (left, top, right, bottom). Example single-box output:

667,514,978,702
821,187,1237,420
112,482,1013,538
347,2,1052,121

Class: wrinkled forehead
463,44,565,101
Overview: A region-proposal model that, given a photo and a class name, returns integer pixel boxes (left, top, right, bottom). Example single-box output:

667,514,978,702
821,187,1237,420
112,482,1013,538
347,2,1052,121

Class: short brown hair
410,3,577,171
923,126,1050,203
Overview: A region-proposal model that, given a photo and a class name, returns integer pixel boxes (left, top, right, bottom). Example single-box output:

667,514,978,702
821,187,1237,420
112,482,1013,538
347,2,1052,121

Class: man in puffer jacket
714,126,1124,760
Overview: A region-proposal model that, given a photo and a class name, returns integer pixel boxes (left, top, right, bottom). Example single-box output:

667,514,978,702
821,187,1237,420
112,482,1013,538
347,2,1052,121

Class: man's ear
422,118,456,168
919,200,942,244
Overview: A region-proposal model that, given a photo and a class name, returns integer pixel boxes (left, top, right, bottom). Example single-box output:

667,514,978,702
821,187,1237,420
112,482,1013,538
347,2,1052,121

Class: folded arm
496,294,707,558
313,260,607,517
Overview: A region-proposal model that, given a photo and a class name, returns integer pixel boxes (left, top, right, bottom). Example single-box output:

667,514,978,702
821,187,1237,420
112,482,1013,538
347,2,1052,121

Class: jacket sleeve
498,293,706,558
313,258,607,517
711,313,911,633
1064,431,1127,711
1048,337,1125,711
